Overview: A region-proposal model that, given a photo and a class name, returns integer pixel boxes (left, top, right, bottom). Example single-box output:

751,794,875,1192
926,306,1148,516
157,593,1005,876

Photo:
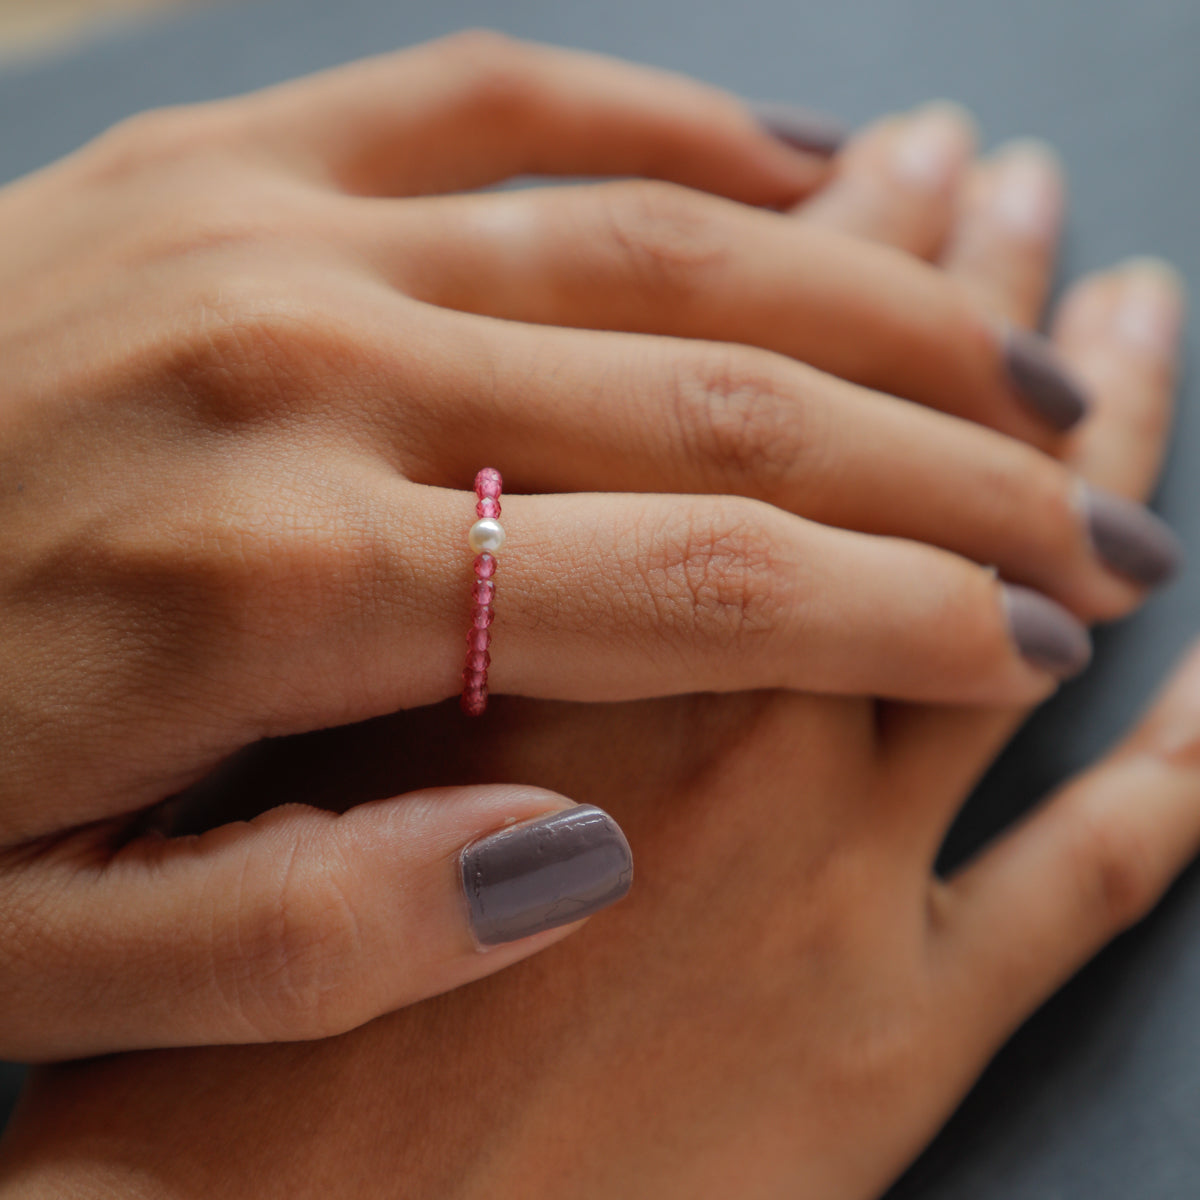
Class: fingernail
749,101,850,157
1112,257,1187,356
1002,326,1091,431
890,100,976,190
986,139,1063,241
1081,484,1183,588
1002,583,1092,679
461,805,633,947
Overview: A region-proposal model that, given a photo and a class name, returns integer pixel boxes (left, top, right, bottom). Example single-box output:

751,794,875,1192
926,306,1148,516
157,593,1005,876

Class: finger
880,261,1186,833
392,310,1168,622
222,469,1099,728
794,102,977,258
1056,258,1186,495
234,31,841,202
0,789,632,1059
937,638,1200,1050
940,139,1065,328
367,179,1089,442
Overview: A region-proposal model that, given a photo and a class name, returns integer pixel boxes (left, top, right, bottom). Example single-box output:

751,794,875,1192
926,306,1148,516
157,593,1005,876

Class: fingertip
978,137,1065,244
748,100,851,158
1109,257,1188,356
461,804,633,948
888,100,978,193
1054,258,1187,356
1080,484,1184,589
1002,325,1092,431
1001,582,1093,681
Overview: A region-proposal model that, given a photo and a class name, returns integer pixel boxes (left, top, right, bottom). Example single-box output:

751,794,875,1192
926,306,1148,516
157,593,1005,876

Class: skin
0,89,1191,1200
0,34,1161,1059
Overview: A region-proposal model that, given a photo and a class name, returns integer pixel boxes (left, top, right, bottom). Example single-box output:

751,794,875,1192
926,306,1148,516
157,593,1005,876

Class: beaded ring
461,468,504,716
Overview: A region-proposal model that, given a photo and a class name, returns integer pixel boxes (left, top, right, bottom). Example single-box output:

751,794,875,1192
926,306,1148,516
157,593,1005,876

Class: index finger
228,31,842,202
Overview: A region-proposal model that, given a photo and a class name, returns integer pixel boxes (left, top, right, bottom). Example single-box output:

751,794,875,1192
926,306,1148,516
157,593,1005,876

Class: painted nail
749,101,850,157
1002,326,1091,431
1082,484,1183,588
1112,257,1187,356
890,101,976,190
461,805,633,947
986,139,1063,241
1002,584,1092,679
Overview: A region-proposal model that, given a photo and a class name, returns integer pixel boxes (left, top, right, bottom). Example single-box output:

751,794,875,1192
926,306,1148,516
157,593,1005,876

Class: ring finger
234,471,1091,739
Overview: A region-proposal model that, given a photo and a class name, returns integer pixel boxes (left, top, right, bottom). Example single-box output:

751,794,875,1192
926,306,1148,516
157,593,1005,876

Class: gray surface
2,0,1199,1194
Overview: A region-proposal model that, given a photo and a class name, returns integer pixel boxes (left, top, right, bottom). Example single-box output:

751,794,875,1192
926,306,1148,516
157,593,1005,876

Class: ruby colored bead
475,468,502,500
464,470,502,717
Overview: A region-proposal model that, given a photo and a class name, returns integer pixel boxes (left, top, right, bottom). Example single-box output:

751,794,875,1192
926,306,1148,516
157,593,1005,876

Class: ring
461,468,505,716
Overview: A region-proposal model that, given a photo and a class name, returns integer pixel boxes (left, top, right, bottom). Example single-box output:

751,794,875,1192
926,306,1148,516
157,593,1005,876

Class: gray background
1,0,1198,1194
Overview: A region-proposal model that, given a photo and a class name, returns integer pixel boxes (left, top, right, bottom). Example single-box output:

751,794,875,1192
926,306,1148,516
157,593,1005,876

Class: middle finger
381,301,1172,622
355,179,1091,445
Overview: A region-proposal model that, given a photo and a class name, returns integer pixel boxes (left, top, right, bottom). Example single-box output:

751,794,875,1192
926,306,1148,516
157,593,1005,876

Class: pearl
468,518,506,555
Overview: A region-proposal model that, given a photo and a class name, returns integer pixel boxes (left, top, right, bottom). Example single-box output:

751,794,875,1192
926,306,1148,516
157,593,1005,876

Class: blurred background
0,0,210,61
0,0,1198,1195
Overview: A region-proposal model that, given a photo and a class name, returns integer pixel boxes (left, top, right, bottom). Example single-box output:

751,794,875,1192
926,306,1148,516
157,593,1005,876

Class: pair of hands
0,33,1195,1197
4,31,1181,1059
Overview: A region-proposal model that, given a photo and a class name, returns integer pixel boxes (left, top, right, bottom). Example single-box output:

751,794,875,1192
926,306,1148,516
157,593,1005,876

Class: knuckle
86,103,227,179
669,346,812,493
217,817,365,1040
436,26,520,59
979,448,1081,564
434,29,537,117
637,498,787,651
596,181,733,294
168,284,340,426
1068,805,1160,931
75,476,353,674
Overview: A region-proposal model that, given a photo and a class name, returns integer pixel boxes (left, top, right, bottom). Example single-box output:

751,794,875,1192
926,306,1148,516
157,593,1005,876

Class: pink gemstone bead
464,469,502,717
475,468,503,500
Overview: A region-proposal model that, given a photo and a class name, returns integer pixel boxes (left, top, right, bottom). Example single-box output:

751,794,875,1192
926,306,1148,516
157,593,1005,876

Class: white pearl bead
468,518,506,555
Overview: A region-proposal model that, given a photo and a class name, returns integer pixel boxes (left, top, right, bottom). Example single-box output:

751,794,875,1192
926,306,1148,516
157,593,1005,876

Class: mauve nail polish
1002,584,1092,679
461,805,633,947
1083,485,1183,588
1003,327,1091,432
749,101,850,157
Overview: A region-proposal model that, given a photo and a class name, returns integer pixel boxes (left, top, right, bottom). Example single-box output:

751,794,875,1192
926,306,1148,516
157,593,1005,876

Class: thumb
0,787,632,1060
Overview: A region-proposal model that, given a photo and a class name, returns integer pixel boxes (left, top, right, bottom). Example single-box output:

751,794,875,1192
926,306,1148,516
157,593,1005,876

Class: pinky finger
937,637,1200,1052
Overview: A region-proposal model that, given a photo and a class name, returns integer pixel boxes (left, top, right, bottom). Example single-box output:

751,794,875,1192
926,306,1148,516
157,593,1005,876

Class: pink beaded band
461,468,505,717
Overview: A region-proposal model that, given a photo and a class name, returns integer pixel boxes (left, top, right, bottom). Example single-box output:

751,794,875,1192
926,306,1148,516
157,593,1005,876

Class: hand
4,35,1177,1061
0,112,1190,1200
